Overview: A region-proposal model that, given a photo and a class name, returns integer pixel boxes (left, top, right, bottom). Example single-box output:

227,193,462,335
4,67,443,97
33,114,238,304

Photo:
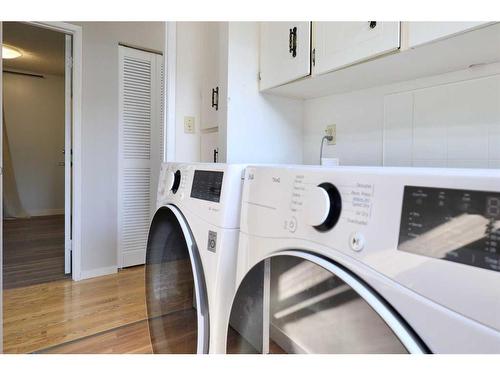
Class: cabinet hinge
312,48,316,67
258,72,262,81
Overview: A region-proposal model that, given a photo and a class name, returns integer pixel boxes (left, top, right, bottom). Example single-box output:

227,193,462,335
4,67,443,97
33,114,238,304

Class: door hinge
312,48,316,67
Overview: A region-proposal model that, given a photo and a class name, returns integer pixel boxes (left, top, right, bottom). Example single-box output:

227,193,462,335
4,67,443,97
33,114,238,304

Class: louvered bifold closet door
118,46,164,268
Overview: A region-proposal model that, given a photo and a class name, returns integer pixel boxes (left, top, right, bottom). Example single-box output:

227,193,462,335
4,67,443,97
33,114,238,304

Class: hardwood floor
3,215,68,289
3,266,149,353
39,320,153,354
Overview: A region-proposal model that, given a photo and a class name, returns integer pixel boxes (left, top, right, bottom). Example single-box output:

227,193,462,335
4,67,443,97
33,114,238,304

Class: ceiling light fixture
2,45,22,59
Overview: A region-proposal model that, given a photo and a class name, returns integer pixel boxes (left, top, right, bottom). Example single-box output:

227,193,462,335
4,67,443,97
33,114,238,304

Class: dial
305,186,330,227
171,170,181,194
307,183,342,232
164,170,175,192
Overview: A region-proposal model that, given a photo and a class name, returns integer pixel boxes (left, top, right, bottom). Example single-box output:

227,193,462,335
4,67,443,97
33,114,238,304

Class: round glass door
227,253,426,354
145,206,209,353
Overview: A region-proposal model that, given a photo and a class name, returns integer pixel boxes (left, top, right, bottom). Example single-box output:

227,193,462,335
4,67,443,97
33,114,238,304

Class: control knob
164,170,175,192
171,170,181,194
305,183,342,231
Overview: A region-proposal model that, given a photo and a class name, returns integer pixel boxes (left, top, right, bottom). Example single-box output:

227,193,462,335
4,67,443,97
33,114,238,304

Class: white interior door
118,46,164,268
64,34,72,274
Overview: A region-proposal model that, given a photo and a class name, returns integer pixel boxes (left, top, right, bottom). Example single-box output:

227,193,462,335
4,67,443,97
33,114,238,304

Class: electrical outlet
325,124,336,145
184,116,195,134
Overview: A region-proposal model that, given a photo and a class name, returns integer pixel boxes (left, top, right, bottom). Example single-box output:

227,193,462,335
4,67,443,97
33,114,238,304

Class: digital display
190,170,224,203
398,186,500,272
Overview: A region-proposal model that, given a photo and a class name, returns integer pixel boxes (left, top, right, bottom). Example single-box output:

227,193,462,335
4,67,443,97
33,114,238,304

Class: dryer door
226,252,426,354
145,205,209,353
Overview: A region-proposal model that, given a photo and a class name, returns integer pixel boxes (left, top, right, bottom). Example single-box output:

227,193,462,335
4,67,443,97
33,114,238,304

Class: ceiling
3,22,66,76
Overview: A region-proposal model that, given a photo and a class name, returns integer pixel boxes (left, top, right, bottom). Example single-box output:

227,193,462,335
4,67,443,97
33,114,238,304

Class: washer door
145,205,209,353
226,251,427,354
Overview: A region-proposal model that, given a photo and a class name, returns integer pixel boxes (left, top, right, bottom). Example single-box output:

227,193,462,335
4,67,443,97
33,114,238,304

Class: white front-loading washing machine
145,162,245,354
226,165,500,354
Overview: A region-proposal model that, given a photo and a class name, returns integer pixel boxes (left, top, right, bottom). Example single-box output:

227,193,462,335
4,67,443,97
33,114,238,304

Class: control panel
240,165,500,333
190,170,224,203
398,186,500,272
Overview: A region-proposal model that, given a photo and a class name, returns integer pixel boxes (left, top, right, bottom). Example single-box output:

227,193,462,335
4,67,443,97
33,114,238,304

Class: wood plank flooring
39,320,153,354
3,266,149,353
3,215,68,289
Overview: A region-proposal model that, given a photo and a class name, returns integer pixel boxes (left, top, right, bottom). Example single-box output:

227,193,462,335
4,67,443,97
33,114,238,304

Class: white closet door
118,46,164,268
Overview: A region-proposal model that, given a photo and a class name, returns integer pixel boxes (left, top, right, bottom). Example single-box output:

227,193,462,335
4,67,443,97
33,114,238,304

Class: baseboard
29,208,65,217
80,266,117,280
270,322,308,354
121,250,146,268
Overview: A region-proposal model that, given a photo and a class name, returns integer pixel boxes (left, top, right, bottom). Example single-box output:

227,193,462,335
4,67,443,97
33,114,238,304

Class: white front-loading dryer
226,165,500,354
145,162,245,354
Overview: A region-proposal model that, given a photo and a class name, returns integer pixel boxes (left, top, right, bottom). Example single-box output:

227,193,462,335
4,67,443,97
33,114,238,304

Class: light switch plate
184,116,195,133
325,124,336,145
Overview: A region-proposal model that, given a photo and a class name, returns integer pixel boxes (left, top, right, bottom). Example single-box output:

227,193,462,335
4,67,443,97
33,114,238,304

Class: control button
207,230,217,253
288,216,298,233
349,232,365,252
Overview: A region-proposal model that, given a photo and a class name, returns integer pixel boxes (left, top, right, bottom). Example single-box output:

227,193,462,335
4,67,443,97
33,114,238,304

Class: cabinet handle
211,86,219,111
369,21,377,29
289,26,297,58
213,148,219,163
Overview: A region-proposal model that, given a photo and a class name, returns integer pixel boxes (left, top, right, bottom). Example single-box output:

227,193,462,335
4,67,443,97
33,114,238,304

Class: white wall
173,22,205,162
3,73,65,216
172,22,304,165
225,22,303,164
72,22,165,276
303,62,500,168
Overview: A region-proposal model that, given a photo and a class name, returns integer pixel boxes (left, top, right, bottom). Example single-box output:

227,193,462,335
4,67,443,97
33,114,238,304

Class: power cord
319,135,333,165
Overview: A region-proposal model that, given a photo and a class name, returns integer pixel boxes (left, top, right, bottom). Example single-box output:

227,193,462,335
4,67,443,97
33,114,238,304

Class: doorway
2,22,72,288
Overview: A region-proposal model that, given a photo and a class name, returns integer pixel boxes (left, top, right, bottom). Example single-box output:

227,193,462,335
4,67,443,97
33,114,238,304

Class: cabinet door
201,22,220,130
313,22,400,75
408,22,489,48
260,22,311,90
200,132,219,163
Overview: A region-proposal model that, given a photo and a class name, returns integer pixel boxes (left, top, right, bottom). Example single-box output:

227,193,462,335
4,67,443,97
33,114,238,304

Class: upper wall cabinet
259,22,311,90
313,22,400,75
407,22,488,48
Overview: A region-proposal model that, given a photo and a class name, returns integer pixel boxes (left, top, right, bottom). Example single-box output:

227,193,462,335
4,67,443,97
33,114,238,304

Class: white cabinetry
200,131,219,163
259,22,311,90
407,22,488,48
201,22,221,130
313,22,400,75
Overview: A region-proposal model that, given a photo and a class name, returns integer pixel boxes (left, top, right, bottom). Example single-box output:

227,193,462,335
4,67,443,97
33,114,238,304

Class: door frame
26,21,83,281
